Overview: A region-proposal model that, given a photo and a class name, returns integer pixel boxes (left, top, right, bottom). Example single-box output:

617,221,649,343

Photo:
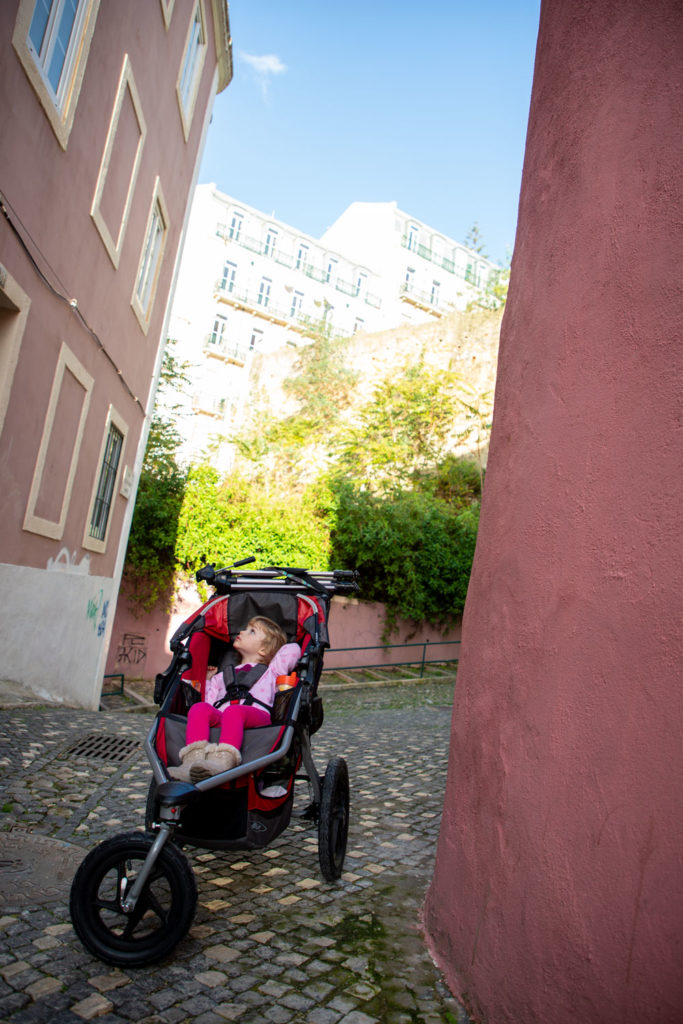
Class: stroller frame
70,559,359,966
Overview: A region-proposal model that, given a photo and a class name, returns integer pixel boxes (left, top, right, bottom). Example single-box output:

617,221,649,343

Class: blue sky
199,1,541,266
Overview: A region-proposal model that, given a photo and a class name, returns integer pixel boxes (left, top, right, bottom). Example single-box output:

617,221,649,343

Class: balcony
192,394,228,419
204,335,248,365
399,282,449,317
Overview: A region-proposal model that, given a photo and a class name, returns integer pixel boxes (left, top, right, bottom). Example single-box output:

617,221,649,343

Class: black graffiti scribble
116,633,148,666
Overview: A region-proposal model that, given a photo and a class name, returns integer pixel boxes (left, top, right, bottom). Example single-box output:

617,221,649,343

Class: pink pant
186,701,271,749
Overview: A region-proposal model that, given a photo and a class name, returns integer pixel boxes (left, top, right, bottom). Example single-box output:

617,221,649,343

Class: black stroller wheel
318,756,349,881
69,831,197,966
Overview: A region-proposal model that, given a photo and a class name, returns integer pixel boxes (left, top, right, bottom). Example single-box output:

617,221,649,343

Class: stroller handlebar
195,559,359,596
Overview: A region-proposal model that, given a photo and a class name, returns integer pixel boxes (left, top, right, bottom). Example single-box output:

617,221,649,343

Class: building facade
321,200,499,325
0,0,231,708
169,186,500,469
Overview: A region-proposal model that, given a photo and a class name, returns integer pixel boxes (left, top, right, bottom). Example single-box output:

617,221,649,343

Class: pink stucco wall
105,583,461,682
423,2,683,1022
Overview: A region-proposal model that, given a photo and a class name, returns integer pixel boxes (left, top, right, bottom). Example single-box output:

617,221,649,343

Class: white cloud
240,52,287,97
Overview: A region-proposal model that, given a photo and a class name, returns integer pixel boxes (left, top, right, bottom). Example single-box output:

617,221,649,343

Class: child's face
233,621,268,662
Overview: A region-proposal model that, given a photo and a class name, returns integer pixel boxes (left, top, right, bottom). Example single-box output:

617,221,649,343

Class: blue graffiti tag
97,600,109,637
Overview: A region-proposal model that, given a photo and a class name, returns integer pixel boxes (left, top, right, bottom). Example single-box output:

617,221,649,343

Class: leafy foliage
122,342,189,610
124,324,488,632
337,363,466,490
328,473,480,634
173,464,330,582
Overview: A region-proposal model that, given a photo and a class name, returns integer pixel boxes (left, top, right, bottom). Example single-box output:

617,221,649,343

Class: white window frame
258,278,272,308
229,211,243,240
91,55,147,268
23,341,93,540
290,290,304,319
326,257,338,284
220,260,236,292
296,243,309,270
83,405,128,552
209,313,227,348
264,227,278,257
0,266,31,444
12,0,101,149
176,0,207,141
249,327,263,350
159,0,175,29
407,223,419,251
132,178,169,333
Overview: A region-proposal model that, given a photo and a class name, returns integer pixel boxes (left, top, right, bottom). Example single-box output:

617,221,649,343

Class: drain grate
63,733,141,763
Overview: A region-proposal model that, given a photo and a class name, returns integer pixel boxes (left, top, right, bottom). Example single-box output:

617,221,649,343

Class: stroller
70,558,359,966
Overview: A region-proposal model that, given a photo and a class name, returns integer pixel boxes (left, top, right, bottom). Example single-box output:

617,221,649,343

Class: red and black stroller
70,558,359,966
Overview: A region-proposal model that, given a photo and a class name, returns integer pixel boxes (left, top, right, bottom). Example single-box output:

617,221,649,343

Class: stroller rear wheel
318,756,349,881
70,831,197,966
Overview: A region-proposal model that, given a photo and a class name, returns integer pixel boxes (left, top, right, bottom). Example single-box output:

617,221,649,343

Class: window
264,227,278,257
13,0,101,148
431,280,441,305
208,314,227,348
405,267,415,291
132,179,168,332
258,278,271,308
28,0,88,108
290,291,303,319
88,420,123,542
326,257,338,284
176,0,207,140
249,328,263,350
356,271,368,297
353,317,365,334
295,244,309,270
83,404,128,552
407,223,419,251
229,212,243,241
220,260,236,293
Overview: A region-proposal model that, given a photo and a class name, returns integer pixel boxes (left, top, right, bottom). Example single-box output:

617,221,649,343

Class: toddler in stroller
70,558,359,966
169,615,301,782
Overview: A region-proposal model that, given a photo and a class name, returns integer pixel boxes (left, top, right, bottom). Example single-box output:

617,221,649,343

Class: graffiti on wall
116,633,148,668
86,589,109,637
47,547,91,574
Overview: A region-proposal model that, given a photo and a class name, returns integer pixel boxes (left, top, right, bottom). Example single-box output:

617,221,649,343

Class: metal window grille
89,423,123,541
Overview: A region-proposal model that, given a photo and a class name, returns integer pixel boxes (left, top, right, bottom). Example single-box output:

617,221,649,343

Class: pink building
0,0,231,707
424,1,683,1022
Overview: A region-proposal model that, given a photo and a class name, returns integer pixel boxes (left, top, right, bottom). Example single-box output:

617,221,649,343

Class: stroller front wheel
318,756,350,881
69,831,197,966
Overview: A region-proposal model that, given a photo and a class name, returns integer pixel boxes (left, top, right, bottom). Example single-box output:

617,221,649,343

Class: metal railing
322,639,460,678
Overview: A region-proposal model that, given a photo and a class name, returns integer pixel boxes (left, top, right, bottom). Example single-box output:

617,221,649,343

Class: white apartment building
167,186,499,469
321,200,499,325
166,184,384,467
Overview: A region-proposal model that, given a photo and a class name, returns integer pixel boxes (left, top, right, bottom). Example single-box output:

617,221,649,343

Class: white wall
0,561,118,709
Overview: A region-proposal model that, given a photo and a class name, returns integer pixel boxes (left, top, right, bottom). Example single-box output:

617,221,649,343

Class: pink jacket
204,642,302,711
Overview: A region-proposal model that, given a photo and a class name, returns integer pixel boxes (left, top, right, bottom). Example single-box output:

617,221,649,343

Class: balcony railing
399,282,451,316
204,335,247,365
400,233,495,288
192,394,228,418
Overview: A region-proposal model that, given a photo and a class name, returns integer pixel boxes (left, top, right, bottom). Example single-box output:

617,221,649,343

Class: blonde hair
250,616,287,663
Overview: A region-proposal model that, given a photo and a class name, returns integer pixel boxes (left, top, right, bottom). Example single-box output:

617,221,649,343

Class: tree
464,221,488,256
122,342,190,610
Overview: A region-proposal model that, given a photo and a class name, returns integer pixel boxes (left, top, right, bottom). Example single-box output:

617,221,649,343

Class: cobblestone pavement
0,681,469,1024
